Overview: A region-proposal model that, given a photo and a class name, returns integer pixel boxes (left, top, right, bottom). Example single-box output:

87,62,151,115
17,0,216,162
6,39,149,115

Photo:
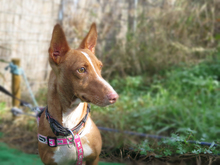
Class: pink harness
38,133,84,165
37,107,86,165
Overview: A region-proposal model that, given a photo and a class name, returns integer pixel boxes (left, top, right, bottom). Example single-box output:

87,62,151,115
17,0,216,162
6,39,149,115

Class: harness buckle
47,136,57,147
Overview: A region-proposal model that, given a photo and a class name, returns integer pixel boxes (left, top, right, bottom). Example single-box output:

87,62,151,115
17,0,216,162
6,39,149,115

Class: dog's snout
107,92,119,104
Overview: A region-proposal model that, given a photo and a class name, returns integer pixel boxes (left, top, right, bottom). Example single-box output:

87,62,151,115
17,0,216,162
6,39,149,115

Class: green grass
0,142,42,165
92,58,220,150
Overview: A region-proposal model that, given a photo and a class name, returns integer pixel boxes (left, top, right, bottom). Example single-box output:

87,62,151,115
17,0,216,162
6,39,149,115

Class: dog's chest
53,145,77,165
53,141,93,165
52,103,93,164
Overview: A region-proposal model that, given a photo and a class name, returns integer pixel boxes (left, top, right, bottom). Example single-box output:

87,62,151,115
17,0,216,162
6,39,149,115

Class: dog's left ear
78,23,97,54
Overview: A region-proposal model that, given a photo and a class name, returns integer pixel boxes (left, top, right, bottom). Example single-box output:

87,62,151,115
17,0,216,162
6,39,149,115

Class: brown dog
38,23,118,165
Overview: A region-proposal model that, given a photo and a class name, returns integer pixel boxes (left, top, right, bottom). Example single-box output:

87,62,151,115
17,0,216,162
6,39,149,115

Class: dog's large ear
49,24,70,64
78,23,97,54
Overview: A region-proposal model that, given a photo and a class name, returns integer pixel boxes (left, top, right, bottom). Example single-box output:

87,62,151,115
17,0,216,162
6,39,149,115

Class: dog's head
48,23,118,107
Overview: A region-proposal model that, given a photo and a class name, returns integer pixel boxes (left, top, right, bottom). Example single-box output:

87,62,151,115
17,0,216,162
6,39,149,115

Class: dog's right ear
49,24,70,64
78,23,97,54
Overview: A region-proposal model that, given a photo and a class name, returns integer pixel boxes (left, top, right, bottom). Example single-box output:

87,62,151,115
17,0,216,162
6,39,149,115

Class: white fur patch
62,103,85,128
53,145,77,165
83,143,93,157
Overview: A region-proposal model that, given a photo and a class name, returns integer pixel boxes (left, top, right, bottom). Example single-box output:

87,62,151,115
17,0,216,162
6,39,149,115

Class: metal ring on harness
67,129,75,148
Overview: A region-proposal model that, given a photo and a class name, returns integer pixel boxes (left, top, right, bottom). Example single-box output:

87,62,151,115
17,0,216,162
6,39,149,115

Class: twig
208,157,213,165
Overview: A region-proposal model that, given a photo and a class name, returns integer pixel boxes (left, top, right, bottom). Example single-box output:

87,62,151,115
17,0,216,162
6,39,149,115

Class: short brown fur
38,23,118,165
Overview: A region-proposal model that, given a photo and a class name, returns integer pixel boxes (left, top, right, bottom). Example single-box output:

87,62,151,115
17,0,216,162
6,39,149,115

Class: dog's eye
77,67,86,73
100,64,103,69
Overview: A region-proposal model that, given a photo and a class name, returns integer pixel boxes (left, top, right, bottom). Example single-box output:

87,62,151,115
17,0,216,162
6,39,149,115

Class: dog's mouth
81,96,91,103
79,94,118,107
80,95,106,106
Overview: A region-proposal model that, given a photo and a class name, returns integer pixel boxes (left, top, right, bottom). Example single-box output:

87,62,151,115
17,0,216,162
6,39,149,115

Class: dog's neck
47,71,86,128
62,100,85,128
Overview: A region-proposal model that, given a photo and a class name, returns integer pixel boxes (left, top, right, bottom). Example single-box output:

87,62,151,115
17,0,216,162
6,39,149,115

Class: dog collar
44,104,90,136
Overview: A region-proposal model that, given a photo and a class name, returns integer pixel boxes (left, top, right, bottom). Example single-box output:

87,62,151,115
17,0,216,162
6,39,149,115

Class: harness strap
38,134,74,147
74,134,83,165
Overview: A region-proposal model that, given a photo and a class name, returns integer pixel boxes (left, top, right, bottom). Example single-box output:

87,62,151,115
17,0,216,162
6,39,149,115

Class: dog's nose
107,92,119,104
